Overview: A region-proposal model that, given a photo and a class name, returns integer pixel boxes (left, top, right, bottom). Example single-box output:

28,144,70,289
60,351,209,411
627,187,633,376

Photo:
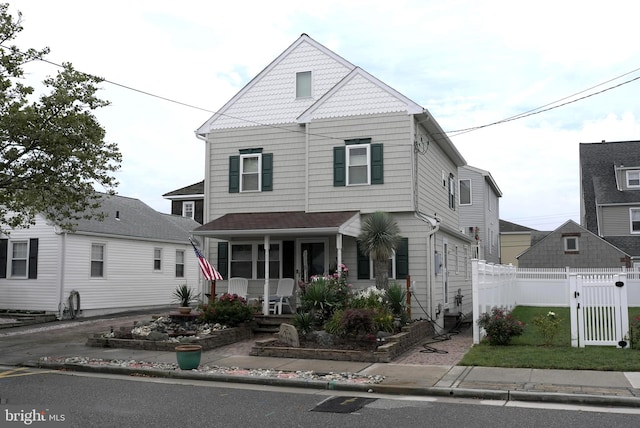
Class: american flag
189,239,223,281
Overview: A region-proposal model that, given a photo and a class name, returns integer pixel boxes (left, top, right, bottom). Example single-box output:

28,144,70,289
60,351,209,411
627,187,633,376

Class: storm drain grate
311,396,377,413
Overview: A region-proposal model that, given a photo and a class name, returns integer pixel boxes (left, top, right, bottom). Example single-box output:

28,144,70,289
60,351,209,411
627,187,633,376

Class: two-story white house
458,165,502,264
192,34,475,329
580,140,640,269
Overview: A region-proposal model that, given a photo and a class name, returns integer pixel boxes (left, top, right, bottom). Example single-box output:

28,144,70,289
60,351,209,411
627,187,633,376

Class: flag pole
210,279,216,301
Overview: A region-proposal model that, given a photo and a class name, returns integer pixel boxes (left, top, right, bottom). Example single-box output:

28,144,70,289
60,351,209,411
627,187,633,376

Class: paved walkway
1,310,639,408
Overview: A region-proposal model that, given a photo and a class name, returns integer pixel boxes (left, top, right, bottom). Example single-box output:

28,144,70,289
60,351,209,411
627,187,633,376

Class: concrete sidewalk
2,311,640,408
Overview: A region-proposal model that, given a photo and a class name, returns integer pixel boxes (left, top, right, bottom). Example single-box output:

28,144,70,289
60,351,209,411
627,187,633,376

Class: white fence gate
569,274,629,348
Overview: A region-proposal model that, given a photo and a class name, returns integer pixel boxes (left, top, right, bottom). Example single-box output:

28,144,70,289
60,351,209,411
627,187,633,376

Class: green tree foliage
357,211,401,289
0,4,121,233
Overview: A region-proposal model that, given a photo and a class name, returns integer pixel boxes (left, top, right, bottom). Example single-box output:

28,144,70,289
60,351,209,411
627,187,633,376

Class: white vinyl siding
307,113,413,212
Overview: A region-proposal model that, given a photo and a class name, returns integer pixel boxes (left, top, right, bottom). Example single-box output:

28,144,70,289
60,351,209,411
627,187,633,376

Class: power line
3,43,640,141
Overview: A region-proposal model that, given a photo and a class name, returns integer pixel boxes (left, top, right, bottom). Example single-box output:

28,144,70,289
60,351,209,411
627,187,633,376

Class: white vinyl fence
471,260,640,345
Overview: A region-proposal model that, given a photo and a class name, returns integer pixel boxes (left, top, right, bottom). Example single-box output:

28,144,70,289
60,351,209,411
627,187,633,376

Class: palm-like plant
357,211,401,290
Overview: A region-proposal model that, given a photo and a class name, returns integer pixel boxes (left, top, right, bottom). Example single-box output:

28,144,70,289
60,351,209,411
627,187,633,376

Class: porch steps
253,314,295,334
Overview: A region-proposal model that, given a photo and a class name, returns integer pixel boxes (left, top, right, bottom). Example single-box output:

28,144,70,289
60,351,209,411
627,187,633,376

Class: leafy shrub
200,293,253,327
299,270,353,323
292,312,314,336
329,308,376,338
629,315,640,349
373,307,395,333
532,311,562,346
477,307,525,346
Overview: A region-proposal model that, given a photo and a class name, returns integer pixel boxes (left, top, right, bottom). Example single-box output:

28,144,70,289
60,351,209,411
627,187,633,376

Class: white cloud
7,0,640,231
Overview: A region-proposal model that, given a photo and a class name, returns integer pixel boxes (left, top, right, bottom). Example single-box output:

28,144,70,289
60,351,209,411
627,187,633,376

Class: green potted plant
173,284,200,314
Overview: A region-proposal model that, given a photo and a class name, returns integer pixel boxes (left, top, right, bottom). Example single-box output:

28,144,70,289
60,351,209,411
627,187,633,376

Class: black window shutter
28,238,38,279
356,242,370,280
371,143,384,184
333,146,346,187
262,153,273,191
396,237,409,279
217,242,229,278
0,239,7,279
229,156,240,193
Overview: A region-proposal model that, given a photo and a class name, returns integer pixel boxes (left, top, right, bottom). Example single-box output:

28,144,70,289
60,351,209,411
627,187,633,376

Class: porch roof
192,211,361,239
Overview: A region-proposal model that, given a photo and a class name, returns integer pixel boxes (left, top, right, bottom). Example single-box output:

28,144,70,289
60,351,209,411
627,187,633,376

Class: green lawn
460,306,640,371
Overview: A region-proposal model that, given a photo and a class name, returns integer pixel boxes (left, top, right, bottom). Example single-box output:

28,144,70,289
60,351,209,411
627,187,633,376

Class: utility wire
3,42,640,141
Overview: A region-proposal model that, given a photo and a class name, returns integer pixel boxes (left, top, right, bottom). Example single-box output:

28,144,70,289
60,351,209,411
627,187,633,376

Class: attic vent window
296,71,311,98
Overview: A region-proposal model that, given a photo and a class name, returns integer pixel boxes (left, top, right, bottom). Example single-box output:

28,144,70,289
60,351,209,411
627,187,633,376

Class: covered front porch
192,211,362,315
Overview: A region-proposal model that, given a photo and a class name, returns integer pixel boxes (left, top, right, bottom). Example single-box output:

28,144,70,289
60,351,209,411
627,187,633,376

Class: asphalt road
1,368,639,428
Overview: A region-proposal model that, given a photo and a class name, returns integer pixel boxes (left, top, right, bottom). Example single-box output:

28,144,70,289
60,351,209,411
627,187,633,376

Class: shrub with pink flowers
200,293,253,327
477,307,525,346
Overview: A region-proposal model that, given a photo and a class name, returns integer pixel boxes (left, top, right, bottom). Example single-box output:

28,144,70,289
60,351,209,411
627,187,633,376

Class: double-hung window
153,248,162,271
334,139,383,186
229,149,273,193
347,144,370,185
91,243,105,278
448,174,456,210
631,208,640,233
230,243,281,279
10,241,28,278
459,179,471,205
175,250,185,278
182,201,194,219
627,170,640,188
241,153,261,192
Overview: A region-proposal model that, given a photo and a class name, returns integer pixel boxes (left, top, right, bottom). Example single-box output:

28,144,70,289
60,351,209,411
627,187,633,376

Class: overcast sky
7,0,640,231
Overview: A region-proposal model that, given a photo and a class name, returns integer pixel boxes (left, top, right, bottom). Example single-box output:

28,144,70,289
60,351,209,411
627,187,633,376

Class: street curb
31,362,640,408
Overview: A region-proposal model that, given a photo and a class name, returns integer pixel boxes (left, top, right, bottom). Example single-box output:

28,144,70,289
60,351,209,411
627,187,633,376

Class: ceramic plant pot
175,344,202,370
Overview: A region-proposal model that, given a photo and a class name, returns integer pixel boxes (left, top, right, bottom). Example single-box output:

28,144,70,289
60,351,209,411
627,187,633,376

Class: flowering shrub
532,311,562,346
299,268,353,325
477,307,525,346
351,286,386,309
200,293,253,327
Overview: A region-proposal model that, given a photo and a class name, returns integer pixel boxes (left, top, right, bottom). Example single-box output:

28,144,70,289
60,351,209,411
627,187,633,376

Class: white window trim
459,179,472,205
630,208,640,234
9,240,28,279
564,236,579,251
230,241,283,279
627,170,640,188
182,201,195,219
153,247,163,272
240,153,262,192
346,144,371,186
175,249,185,278
90,243,106,279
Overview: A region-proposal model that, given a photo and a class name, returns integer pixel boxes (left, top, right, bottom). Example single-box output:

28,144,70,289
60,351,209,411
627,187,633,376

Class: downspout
56,229,67,320
304,123,310,212
197,131,211,296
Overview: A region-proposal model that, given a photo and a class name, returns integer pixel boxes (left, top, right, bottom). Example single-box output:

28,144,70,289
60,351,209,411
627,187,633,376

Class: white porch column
336,234,343,273
263,235,270,315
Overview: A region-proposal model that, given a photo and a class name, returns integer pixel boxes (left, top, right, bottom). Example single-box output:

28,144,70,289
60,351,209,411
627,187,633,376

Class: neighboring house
163,180,205,224
0,194,201,317
580,140,640,268
192,34,476,328
458,165,502,264
517,220,629,268
499,219,536,266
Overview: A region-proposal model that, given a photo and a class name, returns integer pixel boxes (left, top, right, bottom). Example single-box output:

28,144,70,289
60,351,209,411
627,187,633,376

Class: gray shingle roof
162,181,204,198
499,219,537,233
73,193,199,243
580,140,640,233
